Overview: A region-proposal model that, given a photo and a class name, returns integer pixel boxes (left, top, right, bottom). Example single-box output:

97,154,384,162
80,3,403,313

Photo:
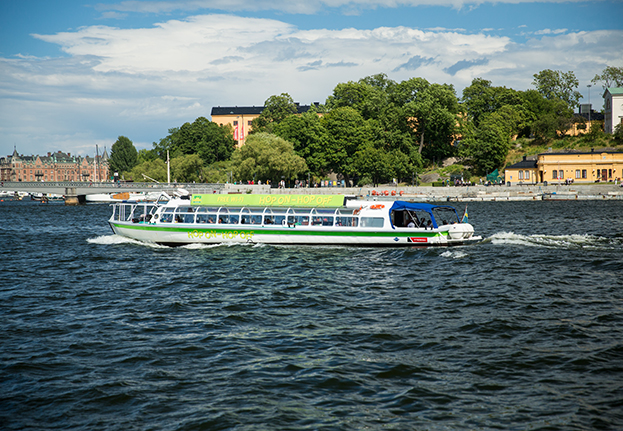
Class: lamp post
587,84,592,124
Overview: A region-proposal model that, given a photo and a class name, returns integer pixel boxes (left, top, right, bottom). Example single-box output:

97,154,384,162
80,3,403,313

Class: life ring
371,190,377,196
353,207,361,215
383,190,389,196
391,190,396,196
399,191,404,196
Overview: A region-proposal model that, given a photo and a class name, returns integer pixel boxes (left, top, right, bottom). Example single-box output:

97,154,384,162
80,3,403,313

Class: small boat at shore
108,192,481,247
87,191,160,203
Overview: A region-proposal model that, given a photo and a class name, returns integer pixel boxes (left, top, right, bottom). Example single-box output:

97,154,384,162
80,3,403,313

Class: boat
108,191,482,247
86,191,160,203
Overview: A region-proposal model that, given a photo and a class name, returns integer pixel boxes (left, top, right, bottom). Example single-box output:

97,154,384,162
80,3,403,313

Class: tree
392,77,459,160
171,154,205,183
532,69,582,109
152,117,235,164
592,66,623,90
231,133,307,184
273,110,329,177
354,145,391,186
129,158,167,183
109,136,138,174
325,75,393,120
251,93,298,134
320,107,371,185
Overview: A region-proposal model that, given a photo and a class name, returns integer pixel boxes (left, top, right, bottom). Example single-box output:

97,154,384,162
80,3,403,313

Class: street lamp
587,84,592,124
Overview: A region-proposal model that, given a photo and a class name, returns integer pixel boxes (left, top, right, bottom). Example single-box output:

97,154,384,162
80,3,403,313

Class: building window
525,171,530,180
575,170,581,179
582,170,587,179
552,171,558,179
233,121,238,126
518,171,524,180
609,169,612,179
559,170,564,179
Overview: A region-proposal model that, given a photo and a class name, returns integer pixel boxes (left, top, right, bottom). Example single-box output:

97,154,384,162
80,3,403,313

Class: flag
461,205,468,223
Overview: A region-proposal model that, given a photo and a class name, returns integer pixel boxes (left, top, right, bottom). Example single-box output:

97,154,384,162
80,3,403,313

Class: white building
603,87,623,134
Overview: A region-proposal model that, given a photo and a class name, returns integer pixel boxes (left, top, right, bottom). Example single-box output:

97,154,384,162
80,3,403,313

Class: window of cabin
552,171,558,179
575,170,581,179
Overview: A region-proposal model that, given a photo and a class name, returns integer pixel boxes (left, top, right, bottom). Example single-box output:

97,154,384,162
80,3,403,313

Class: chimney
523,156,526,161
47,152,51,157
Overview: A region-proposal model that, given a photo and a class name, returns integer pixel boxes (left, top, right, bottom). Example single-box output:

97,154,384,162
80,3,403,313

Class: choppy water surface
1,199,622,430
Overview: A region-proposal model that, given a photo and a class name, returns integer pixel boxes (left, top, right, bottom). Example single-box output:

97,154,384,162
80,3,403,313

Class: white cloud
93,0,603,15
1,13,621,157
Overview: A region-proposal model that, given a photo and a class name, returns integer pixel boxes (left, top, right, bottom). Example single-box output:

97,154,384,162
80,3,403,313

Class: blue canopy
388,201,459,229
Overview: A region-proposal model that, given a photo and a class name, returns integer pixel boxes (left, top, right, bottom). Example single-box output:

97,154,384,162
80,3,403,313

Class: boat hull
109,221,481,247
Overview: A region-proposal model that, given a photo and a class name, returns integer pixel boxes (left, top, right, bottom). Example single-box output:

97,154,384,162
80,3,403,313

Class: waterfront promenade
2,180,622,201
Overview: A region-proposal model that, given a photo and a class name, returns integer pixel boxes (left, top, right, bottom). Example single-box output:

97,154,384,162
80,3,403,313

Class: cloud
393,55,435,72
2,13,622,157
444,58,489,76
93,0,607,16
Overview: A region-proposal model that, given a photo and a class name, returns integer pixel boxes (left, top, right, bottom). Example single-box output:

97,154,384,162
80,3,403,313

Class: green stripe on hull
111,222,445,239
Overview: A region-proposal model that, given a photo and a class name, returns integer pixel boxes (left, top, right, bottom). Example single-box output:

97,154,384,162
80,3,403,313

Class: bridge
0,180,228,195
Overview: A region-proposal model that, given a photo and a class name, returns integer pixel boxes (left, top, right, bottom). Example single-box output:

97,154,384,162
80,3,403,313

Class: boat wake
486,232,621,250
440,250,469,259
87,235,169,248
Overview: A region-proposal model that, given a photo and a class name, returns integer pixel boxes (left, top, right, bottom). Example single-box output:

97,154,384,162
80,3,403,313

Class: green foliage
459,110,513,175
153,117,235,164
171,154,205,183
592,66,623,90
202,161,234,183
393,77,459,160
613,123,623,142
128,158,167,182
109,136,138,174
532,69,582,109
273,110,329,177
251,93,298,134
231,133,307,184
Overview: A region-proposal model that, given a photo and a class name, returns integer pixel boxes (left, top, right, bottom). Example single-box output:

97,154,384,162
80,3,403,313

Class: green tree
354,145,392,186
591,66,623,90
532,69,582,109
231,133,307,184
151,117,235,165
326,74,393,120
320,107,372,185
128,158,167,183
392,77,459,160
251,93,298,134
171,154,205,183
109,136,138,174
273,109,329,177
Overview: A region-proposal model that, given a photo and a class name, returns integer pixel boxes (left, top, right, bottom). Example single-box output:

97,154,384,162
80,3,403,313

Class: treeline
109,66,623,185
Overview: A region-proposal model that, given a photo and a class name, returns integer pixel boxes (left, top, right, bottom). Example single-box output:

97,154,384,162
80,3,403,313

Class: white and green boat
108,192,482,247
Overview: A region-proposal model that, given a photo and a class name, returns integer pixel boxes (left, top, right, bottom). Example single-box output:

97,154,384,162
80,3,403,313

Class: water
1,199,622,430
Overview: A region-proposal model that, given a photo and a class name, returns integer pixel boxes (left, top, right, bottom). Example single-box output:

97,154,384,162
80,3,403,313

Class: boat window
338,208,359,216
432,207,459,225
240,214,250,224
288,215,309,226
360,217,384,228
249,215,262,225
176,207,196,223
161,207,175,223
310,216,334,226
197,212,217,224
228,214,239,224
294,208,312,214
335,216,358,227
272,215,286,226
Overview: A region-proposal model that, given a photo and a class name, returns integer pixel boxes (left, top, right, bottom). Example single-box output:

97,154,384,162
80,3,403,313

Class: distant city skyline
1,0,622,157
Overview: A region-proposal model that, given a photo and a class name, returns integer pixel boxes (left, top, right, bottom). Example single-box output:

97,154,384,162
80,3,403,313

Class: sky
1,0,622,158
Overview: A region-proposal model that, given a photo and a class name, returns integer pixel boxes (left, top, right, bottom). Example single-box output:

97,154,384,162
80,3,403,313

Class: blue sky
1,0,622,158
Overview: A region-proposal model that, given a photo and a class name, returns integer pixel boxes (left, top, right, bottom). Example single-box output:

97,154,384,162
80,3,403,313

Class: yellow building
504,156,538,184
505,149,623,184
211,103,320,147
537,150,623,183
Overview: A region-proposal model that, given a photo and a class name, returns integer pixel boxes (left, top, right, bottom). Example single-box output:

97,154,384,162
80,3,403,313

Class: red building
0,149,109,182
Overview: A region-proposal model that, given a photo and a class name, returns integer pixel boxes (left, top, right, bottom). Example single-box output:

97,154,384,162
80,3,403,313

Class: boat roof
190,194,346,208
389,201,457,212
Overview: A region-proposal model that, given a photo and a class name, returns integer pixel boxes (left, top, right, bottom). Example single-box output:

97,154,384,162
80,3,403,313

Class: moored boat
108,192,482,247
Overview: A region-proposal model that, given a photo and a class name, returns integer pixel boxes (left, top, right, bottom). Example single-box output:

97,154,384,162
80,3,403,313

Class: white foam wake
488,232,618,250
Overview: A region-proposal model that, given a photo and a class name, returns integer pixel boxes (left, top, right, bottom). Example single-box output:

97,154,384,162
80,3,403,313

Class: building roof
506,156,538,169
538,148,623,156
211,103,319,116
604,87,623,96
